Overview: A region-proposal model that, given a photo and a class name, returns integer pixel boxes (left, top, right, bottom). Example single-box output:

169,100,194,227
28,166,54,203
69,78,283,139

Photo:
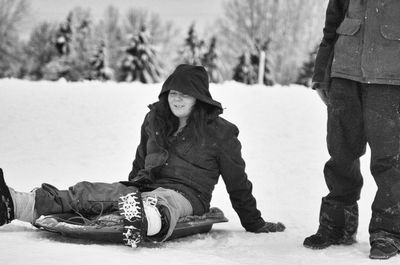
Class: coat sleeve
218,124,265,232
312,0,348,86
128,115,149,181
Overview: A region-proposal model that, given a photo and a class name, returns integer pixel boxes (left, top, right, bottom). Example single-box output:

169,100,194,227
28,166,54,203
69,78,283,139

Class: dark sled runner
34,207,228,244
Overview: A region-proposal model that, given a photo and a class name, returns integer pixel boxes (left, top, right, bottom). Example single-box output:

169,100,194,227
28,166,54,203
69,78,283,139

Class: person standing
304,0,400,260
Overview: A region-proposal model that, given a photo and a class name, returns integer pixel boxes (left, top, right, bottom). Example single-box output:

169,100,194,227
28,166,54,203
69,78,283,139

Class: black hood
159,64,223,112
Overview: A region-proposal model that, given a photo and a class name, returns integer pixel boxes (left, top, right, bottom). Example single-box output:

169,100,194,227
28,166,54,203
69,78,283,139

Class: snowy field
0,79,396,264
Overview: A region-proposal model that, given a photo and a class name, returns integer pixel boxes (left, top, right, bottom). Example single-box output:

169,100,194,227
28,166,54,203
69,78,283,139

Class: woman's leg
9,188,36,223
1,171,140,225
3,173,193,242
34,181,140,218
141,187,193,241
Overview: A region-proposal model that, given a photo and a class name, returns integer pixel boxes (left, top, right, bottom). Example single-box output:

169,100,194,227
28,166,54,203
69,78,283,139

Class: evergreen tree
93,5,124,81
233,51,257,84
232,39,273,85
68,8,94,80
178,24,205,66
43,8,95,81
201,37,222,83
89,40,107,80
54,14,72,56
296,45,318,87
119,25,163,83
121,7,177,79
23,22,59,80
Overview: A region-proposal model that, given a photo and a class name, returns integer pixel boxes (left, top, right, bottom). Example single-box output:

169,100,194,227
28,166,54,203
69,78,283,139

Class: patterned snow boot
119,192,147,248
0,168,14,226
304,199,358,249
118,192,163,247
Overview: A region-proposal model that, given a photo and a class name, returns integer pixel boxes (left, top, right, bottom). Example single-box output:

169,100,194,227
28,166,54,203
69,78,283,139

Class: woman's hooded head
159,64,223,114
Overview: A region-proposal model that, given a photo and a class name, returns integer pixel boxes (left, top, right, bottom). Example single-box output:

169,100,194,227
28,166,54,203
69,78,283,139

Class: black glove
255,222,286,233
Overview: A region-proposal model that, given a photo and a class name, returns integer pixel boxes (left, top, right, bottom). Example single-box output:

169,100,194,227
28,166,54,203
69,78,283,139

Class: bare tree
215,0,327,84
0,0,29,77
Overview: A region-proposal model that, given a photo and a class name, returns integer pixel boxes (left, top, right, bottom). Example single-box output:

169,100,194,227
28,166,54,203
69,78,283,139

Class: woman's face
168,90,196,121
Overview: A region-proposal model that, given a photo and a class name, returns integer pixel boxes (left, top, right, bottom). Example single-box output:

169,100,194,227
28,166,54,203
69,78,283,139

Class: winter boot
369,238,400,259
119,192,147,247
0,168,14,226
118,192,165,247
304,199,358,249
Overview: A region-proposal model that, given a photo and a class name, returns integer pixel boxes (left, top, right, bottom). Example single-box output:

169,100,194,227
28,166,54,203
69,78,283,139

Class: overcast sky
20,0,224,39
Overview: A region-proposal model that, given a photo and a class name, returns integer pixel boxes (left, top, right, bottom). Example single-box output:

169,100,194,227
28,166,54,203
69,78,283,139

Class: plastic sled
34,207,228,244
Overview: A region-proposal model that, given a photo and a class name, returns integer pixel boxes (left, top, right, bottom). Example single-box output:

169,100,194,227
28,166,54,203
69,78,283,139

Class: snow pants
34,182,193,241
321,78,400,243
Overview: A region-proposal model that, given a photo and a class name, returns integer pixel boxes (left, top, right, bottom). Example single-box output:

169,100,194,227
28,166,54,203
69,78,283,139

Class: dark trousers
35,182,138,216
34,182,192,241
322,78,400,240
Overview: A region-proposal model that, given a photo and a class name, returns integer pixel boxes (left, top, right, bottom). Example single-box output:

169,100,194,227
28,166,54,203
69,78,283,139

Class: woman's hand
255,222,286,233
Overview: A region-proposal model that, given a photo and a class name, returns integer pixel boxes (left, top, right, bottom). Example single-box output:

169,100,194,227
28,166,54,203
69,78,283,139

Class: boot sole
369,247,399,260
303,241,333,250
303,239,356,250
369,252,398,260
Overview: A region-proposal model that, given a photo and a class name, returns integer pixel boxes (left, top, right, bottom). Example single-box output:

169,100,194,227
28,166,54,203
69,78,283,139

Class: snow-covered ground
0,79,396,264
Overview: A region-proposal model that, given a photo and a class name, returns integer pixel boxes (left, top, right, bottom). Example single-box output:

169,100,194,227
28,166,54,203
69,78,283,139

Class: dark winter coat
313,0,400,86
127,65,265,232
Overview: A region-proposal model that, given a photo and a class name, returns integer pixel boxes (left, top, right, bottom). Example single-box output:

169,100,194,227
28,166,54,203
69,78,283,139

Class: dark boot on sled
118,192,167,247
118,192,147,247
0,168,14,226
304,200,358,249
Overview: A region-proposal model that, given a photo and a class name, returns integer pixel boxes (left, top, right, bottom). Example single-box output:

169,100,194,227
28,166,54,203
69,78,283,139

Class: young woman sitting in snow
0,64,285,247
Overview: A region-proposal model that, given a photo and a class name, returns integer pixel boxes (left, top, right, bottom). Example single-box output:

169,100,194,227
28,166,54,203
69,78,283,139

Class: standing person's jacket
127,65,266,232
313,0,400,86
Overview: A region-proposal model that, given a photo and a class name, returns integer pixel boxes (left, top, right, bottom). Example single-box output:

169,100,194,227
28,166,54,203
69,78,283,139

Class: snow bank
0,79,391,265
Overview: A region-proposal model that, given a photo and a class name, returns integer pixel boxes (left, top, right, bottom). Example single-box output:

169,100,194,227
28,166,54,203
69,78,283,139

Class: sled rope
52,202,122,227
